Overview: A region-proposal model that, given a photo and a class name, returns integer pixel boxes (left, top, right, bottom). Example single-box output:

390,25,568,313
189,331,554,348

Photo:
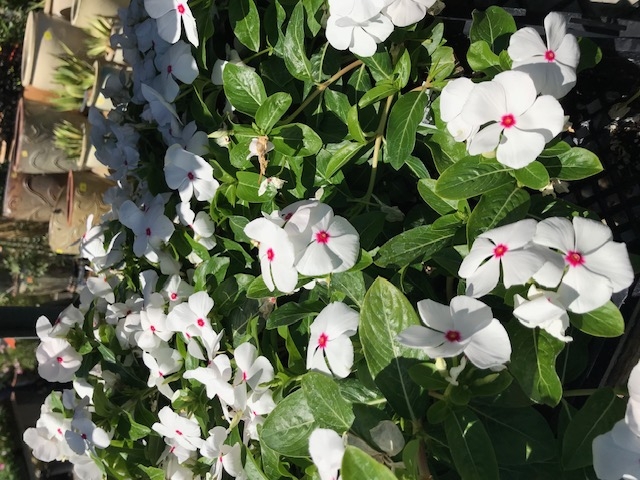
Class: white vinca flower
244,217,298,294
307,302,359,378
398,296,511,370
513,285,572,342
144,0,199,47
164,144,219,202
458,219,546,298
36,338,82,383
440,77,478,142
384,0,435,27
325,0,394,57
153,40,198,102
508,12,580,99
592,420,640,480
532,216,634,314
463,70,565,168
152,406,203,452
309,428,345,480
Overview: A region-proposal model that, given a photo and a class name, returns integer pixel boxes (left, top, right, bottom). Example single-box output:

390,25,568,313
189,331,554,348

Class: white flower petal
464,319,511,369
467,122,504,156
544,12,567,52
508,27,547,62
494,71,537,117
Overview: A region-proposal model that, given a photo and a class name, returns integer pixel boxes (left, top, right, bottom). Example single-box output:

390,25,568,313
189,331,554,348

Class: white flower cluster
244,200,360,294
325,0,436,57
440,13,580,169
593,361,640,479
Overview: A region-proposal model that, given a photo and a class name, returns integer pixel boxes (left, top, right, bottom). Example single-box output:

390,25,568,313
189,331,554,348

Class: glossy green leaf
562,388,626,470
445,408,500,480
302,372,355,432
474,406,557,465
245,448,269,480
260,389,316,458
548,147,604,181
270,123,322,157
266,300,325,329
324,142,366,179
282,2,313,81
393,49,411,88
569,301,624,338
409,362,450,390
356,49,393,82
236,171,278,203
466,184,530,242
360,277,427,420
341,446,397,480
193,256,230,291
255,93,292,133
347,105,367,143
358,83,398,109
469,6,516,51
435,157,514,199
223,63,267,117
386,91,429,170
376,214,462,268
429,46,455,82
514,161,550,189
467,40,501,72
229,0,261,52
508,326,564,407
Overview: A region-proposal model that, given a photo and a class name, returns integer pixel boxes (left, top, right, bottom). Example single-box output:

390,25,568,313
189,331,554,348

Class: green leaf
341,446,397,480
469,6,516,52
347,105,367,143
270,123,322,157
577,37,602,73
466,184,530,243
255,93,292,133
324,142,366,179
245,449,269,480
236,171,278,203
393,49,411,89
266,300,325,329
193,256,230,291
357,49,393,82
386,91,429,170
474,406,557,465
541,147,603,181
330,270,366,308
435,157,514,200
569,301,624,338
223,63,267,117
562,388,626,470
228,0,261,52
260,389,316,458
467,40,501,72
360,277,427,420
358,83,398,109
138,466,166,480
302,372,355,432
376,214,462,268
444,408,500,480
118,411,151,441
508,326,564,407
408,362,450,390
283,2,314,81
429,46,455,82
514,161,550,190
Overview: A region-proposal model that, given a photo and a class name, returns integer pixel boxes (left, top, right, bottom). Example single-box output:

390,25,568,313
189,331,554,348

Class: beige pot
48,172,113,254
70,0,129,29
13,98,87,174
44,0,74,20
2,171,67,222
21,11,90,92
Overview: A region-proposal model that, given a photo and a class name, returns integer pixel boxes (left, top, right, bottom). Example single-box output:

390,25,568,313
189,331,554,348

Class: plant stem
362,94,395,205
280,59,363,125
418,439,434,480
563,388,626,398
242,47,272,64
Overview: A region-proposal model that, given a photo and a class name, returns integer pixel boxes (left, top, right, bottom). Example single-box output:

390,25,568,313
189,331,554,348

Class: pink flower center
565,250,585,267
81,433,87,440
445,330,461,342
56,356,63,363
167,65,172,74
187,171,194,180
146,227,152,237
318,332,328,348
242,371,247,381
150,325,156,332
57,428,63,435
170,292,178,300
315,231,330,244
544,50,556,62
197,318,205,327
177,3,185,14
500,114,516,128
493,244,508,258
284,212,293,221
175,429,183,436
266,248,275,262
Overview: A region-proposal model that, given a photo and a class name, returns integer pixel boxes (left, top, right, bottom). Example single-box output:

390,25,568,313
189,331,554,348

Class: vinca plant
23,1,638,479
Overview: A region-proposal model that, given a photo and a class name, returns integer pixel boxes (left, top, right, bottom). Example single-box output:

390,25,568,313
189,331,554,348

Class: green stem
418,439,433,480
427,391,445,401
242,47,272,64
362,94,395,205
563,387,626,398
280,59,363,125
